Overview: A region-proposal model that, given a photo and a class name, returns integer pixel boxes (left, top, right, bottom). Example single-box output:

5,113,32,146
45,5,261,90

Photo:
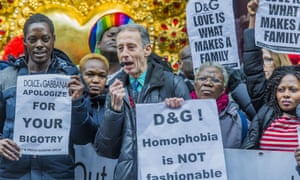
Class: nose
203,78,214,86
35,39,44,48
119,47,130,58
283,90,290,97
91,76,101,83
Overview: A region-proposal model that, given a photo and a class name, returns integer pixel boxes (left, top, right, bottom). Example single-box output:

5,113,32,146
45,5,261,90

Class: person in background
89,13,134,81
261,48,292,80
93,23,190,180
177,45,256,120
243,0,293,111
225,65,256,121
194,62,249,148
177,45,197,99
0,13,91,179
89,13,172,83
241,66,300,174
78,53,109,142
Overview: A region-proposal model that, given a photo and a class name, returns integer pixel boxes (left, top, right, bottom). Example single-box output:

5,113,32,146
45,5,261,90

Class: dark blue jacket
0,52,91,179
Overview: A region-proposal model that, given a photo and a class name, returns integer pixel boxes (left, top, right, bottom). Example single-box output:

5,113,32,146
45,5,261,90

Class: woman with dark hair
242,65,300,170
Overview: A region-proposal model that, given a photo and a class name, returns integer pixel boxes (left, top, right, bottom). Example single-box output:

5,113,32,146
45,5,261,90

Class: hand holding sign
0,138,21,161
164,97,184,109
68,75,84,100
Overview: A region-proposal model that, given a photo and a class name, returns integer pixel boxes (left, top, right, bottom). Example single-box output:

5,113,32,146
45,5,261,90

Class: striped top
259,116,300,152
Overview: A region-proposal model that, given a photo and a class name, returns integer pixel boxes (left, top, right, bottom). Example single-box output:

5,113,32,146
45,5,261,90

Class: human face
25,22,55,67
262,48,275,79
97,27,119,60
117,29,151,78
179,59,194,80
194,66,225,99
276,74,300,114
81,59,108,97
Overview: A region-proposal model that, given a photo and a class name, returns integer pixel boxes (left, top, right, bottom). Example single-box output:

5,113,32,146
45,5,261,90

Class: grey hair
118,24,150,48
195,62,229,87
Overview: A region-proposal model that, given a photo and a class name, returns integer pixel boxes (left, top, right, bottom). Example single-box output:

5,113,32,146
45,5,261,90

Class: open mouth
120,61,134,67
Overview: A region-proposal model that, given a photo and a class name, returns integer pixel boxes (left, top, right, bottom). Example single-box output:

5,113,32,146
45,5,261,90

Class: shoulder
53,50,79,75
0,66,18,91
223,101,240,115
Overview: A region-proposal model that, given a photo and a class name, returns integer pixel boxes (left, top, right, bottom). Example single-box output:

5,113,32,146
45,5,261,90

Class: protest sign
74,144,117,180
225,149,299,180
186,0,240,71
136,99,227,180
255,0,300,54
14,74,71,155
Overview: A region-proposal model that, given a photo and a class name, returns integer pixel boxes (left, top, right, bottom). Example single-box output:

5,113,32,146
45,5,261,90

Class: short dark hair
23,13,55,39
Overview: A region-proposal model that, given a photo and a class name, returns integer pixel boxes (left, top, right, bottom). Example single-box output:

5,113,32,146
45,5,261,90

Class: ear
144,44,152,57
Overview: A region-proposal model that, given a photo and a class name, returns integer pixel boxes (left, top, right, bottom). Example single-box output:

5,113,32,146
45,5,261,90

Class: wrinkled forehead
117,29,142,44
197,66,223,77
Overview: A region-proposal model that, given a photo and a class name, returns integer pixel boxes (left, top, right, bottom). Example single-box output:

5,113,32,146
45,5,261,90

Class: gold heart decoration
0,0,188,69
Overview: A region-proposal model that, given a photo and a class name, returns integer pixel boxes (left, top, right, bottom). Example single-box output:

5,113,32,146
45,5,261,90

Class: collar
129,70,147,87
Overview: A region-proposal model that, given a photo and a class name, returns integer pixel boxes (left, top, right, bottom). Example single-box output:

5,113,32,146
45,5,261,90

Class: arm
68,75,97,144
94,79,125,158
0,87,20,161
243,0,267,111
173,74,191,100
241,104,270,149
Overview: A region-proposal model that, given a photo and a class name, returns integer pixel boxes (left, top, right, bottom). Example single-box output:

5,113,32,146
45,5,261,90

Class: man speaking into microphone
93,24,190,180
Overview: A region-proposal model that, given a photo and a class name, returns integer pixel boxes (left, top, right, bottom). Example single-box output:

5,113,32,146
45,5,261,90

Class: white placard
186,0,240,71
136,99,227,180
225,149,299,180
14,74,72,155
74,144,117,180
255,0,300,54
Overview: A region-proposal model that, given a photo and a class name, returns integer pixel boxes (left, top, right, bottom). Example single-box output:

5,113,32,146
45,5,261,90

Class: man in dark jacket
94,24,190,180
0,13,91,179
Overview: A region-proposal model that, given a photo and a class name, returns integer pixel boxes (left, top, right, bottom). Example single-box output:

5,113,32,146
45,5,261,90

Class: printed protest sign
255,0,300,54
74,144,117,180
136,99,227,180
186,0,240,71
14,74,72,155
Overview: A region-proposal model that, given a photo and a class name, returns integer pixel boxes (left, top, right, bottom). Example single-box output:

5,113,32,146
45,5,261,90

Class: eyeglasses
196,76,223,84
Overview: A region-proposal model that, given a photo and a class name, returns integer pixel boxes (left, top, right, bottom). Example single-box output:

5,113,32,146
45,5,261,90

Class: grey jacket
219,101,249,148
94,62,190,180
